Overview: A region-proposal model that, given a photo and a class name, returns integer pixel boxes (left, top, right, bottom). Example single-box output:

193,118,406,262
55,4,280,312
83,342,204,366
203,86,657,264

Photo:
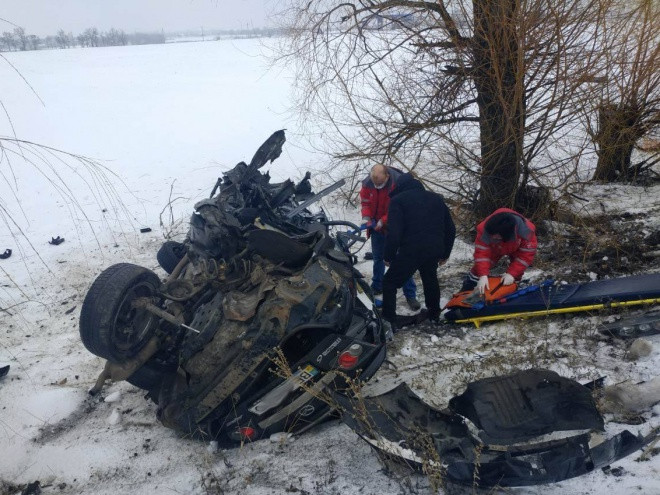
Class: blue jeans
370,231,416,299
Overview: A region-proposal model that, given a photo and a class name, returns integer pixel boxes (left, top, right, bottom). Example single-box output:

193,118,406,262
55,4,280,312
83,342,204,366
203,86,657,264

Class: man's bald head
370,164,390,188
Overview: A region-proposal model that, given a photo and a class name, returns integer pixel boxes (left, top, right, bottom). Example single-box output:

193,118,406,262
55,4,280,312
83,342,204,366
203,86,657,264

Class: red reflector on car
338,352,359,369
239,426,256,440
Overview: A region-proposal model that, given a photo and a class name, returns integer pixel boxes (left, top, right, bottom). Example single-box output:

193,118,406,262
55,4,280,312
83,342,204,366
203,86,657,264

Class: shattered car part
445,429,647,487
599,310,660,339
336,370,655,487
80,130,386,444
284,179,346,219
157,241,188,275
333,382,478,464
448,369,604,444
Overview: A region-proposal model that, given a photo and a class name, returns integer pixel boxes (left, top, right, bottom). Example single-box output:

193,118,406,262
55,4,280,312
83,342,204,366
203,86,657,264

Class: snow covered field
1,39,659,494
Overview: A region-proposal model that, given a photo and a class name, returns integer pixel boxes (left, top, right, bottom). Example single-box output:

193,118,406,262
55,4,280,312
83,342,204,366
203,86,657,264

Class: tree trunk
592,104,643,182
472,0,525,217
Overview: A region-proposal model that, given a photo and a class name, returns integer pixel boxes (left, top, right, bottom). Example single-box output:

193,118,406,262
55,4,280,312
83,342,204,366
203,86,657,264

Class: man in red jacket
360,164,419,310
461,208,537,294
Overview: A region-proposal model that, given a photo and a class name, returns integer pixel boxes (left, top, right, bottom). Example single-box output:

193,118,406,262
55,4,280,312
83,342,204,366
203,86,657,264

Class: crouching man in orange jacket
461,208,537,294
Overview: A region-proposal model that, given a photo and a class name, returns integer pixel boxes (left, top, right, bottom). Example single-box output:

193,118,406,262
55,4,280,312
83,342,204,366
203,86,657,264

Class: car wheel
157,241,187,274
80,263,161,362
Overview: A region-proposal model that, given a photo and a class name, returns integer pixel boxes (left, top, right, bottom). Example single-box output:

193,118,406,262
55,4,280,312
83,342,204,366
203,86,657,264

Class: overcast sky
1,0,273,36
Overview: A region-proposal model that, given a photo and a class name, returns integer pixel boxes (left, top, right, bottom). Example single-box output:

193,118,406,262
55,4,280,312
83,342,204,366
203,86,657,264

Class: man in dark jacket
382,174,456,328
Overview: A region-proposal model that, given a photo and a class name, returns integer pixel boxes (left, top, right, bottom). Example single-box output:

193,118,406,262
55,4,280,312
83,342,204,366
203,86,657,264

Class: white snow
0,38,659,495
106,408,122,426
269,432,293,443
104,391,122,403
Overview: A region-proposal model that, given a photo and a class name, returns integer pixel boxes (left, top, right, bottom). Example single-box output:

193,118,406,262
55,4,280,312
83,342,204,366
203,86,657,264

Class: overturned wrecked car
79,131,658,487
80,130,388,444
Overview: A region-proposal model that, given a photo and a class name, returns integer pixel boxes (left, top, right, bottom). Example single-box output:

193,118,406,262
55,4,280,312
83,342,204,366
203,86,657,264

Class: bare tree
55,29,70,49
117,29,128,46
27,34,39,50
587,0,659,181
13,27,27,51
76,33,88,47
43,35,58,49
277,0,608,215
82,27,100,47
106,28,126,46
1,31,15,52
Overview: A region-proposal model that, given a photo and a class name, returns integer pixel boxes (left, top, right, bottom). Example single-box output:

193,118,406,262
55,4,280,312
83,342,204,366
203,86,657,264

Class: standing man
382,174,456,329
461,208,537,294
360,164,420,310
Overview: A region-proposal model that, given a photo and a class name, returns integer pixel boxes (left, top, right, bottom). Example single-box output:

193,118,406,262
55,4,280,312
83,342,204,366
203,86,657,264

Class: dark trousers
370,231,416,298
383,251,441,321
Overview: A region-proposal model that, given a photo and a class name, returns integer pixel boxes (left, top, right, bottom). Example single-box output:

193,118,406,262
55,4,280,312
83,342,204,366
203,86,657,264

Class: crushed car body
80,130,387,444
79,130,657,486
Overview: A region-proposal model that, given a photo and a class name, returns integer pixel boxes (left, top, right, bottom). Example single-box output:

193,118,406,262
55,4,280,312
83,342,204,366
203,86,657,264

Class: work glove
374,219,384,232
501,273,515,286
476,275,490,295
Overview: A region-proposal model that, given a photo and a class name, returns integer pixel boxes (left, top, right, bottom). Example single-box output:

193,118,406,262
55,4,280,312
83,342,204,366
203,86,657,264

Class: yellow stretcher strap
454,298,660,328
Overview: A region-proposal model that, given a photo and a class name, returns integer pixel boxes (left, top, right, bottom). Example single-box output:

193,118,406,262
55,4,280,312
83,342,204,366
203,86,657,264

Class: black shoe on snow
406,297,421,311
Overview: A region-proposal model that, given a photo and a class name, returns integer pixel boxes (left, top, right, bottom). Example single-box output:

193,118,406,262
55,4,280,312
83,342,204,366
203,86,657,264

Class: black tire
80,263,161,363
157,241,187,274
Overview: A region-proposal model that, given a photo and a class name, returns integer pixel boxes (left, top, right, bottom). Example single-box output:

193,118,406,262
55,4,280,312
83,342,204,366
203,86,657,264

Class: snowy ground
1,39,659,495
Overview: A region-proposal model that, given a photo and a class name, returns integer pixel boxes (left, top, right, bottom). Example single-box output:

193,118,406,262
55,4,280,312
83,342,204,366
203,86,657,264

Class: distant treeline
0,26,284,52
210,27,284,39
0,27,166,52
